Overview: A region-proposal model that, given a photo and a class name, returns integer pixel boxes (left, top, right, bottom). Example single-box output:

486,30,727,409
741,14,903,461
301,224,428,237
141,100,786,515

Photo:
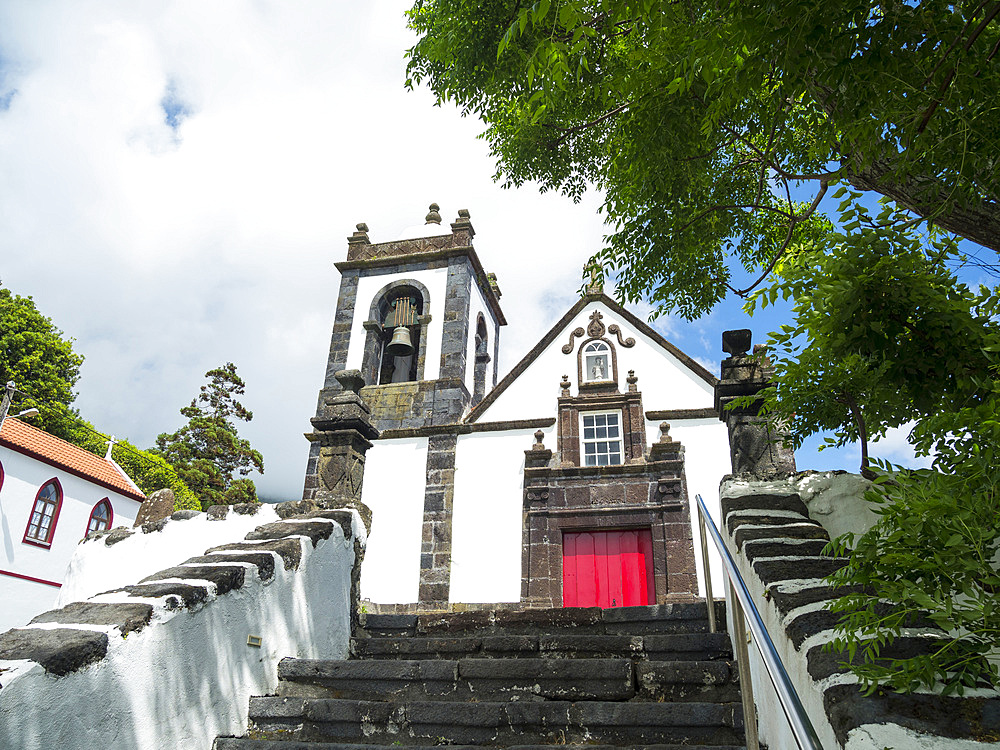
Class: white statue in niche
592,357,606,379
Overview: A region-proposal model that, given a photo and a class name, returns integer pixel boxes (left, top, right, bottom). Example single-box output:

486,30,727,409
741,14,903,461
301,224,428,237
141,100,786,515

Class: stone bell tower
302,204,506,501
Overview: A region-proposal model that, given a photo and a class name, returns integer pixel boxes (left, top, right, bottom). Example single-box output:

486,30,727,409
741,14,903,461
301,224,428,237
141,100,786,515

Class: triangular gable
467,293,716,424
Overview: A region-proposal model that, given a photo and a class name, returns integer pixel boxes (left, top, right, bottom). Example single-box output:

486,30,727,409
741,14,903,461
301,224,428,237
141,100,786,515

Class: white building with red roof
0,416,145,631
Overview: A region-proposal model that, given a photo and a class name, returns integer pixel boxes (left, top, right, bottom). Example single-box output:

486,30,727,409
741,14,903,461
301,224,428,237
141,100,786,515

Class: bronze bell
386,326,414,357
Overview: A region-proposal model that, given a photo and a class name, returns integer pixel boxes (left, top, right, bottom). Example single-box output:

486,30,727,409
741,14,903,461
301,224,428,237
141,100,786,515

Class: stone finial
457,208,470,219
585,260,604,295
349,222,370,246
335,370,365,395
658,422,674,443
487,272,502,299
356,222,369,233
722,329,752,356
560,375,571,395
532,430,545,450
627,369,638,392
425,203,442,224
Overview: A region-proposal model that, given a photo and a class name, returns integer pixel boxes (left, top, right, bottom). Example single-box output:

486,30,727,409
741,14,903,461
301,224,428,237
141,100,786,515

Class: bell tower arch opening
362,279,431,387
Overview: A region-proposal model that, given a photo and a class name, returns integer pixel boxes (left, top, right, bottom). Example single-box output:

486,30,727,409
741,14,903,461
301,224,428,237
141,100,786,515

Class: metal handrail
696,493,825,750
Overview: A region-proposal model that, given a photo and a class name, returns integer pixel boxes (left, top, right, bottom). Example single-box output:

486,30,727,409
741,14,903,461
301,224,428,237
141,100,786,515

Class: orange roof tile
0,417,145,502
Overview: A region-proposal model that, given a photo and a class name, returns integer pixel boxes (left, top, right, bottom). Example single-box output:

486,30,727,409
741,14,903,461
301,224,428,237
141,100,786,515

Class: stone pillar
714,329,796,478
418,433,458,607
305,370,379,530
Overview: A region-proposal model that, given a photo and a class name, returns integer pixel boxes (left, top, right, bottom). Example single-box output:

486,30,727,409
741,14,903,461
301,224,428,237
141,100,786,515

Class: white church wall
0,448,142,632
464,279,498,396
0,510,363,750
56,504,282,607
478,300,714,423
653,418,731,597
450,426,551,603
359,436,428,603
345,267,449,381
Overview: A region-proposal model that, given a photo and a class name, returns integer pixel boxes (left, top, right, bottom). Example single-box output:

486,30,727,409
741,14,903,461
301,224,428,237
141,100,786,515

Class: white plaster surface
0,511,364,750
358,436,428,603
846,723,1000,749
345,267,449,380
0,447,142,632
56,504,282,607
477,300,715,423
796,471,877,544
658,418,730,598
450,427,546,603
465,278,501,398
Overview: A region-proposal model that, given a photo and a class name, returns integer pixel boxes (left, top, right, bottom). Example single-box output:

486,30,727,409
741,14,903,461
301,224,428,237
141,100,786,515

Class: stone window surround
579,409,624,467
23,477,63,549
557,390,646,468
86,498,113,536
577,336,618,386
360,278,433,387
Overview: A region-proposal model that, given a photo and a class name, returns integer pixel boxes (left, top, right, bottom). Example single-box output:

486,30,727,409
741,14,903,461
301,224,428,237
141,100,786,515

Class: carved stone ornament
561,327,586,354
319,448,365,498
608,324,636,348
524,487,550,503
587,310,606,339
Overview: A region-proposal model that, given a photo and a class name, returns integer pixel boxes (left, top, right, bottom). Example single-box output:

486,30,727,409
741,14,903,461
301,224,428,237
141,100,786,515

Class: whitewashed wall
56,505,282,607
655,418,731,597
450,426,550,603
345,267,449,380
358,436,428,603
477,300,715,423
0,448,142,632
464,279,499,395
0,510,363,750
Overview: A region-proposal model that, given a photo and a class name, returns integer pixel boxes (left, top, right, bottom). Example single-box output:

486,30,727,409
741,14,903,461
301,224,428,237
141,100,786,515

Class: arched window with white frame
87,499,113,536
23,479,63,547
582,340,611,382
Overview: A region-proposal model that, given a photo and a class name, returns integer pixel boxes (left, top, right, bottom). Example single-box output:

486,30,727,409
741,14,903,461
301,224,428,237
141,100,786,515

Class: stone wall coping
379,418,556,440
645,407,719,420
719,476,1000,748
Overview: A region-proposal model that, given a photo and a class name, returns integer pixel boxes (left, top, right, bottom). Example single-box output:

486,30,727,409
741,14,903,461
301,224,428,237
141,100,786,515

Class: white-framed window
581,411,623,466
582,341,611,382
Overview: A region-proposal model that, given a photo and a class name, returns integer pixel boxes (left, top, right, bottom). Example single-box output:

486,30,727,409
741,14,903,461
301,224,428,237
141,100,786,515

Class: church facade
303,205,730,610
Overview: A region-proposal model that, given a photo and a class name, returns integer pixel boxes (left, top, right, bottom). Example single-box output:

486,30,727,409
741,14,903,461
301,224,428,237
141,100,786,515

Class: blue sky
0,1,945,500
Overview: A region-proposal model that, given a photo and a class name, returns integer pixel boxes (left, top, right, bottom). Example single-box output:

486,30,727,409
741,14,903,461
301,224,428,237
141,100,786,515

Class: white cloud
0,0,870,499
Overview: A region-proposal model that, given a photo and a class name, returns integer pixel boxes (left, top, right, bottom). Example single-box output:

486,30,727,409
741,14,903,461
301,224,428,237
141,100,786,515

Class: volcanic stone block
0,628,108,676
30,601,153,636
140,564,246,595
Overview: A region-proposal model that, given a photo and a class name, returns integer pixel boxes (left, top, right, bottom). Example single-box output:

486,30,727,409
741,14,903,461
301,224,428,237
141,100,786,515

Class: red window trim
0,567,62,588
0,459,5,493
86,498,113,536
22,477,64,549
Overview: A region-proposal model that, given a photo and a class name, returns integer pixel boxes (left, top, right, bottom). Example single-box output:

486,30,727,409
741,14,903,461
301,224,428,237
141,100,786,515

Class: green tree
70,426,202,512
0,284,85,439
153,363,264,511
751,198,995,474
406,0,1000,317
746,201,1000,692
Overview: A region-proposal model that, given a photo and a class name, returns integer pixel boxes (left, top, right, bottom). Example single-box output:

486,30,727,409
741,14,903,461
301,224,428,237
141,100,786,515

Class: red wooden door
562,529,655,608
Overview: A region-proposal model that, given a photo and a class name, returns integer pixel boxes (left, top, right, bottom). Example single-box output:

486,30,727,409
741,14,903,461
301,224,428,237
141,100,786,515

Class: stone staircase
214,602,746,749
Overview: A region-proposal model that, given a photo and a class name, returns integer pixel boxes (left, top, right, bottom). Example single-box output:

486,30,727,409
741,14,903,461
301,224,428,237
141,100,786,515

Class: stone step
358,602,726,639
350,631,734,661
247,697,744,746
275,657,634,701
275,657,739,703
216,740,747,750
